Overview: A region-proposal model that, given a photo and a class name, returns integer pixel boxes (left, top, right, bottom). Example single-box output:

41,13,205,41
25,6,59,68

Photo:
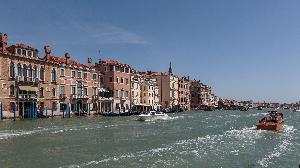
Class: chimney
44,46,51,60
65,52,70,65
88,57,93,67
0,33,8,52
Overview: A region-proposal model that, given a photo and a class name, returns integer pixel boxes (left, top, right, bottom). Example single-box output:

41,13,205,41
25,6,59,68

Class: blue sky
1,0,300,103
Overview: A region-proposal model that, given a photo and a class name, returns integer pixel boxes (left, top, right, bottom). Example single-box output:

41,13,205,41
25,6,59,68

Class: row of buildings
0,33,219,118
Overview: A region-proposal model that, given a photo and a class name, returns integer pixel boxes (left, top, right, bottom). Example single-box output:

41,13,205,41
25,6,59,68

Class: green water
0,110,299,168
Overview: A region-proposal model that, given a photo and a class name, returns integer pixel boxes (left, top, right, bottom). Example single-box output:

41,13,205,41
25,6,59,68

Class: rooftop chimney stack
44,45,51,60
0,33,8,52
88,57,93,67
65,52,70,65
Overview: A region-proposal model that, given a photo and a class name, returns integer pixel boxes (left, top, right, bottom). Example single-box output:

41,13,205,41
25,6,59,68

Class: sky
1,0,300,103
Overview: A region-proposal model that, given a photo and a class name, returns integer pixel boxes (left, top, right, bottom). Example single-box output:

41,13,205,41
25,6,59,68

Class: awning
19,86,38,92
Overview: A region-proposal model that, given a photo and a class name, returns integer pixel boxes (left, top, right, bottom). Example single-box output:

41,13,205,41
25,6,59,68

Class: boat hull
256,123,283,131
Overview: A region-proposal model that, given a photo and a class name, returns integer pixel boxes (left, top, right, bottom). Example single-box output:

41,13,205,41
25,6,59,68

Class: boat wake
61,125,267,168
257,125,297,167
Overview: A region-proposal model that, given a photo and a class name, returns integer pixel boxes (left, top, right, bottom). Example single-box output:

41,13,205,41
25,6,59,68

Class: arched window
33,66,37,79
52,88,56,97
9,62,15,78
51,68,56,82
40,87,44,98
17,63,22,76
40,66,44,81
28,65,33,80
23,64,27,79
9,85,15,96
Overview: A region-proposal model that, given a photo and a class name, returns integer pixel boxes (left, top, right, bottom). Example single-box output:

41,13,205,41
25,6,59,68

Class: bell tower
168,61,173,75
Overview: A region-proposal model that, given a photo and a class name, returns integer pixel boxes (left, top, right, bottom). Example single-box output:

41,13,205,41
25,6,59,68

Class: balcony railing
18,94,37,99
16,76,39,83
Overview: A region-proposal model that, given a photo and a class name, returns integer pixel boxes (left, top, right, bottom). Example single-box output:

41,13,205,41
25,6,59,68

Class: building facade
95,60,132,112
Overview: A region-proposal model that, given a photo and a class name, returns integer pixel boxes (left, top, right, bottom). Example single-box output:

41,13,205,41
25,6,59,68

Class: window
40,87,44,97
28,65,33,80
93,87,97,96
33,66,37,78
132,91,134,96
100,76,104,83
16,48,21,55
84,88,88,96
77,81,83,95
9,62,15,78
125,91,128,98
23,64,27,78
120,67,124,72
22,49,26,56
116,90,119,97
60,69,65,77
40,66,45,81
71,86,76,94
77,71,82,78
83,72,87,79
17,64,22,76
121,90,124,97
52,88,56,97
28,50,32,57
121,78,124,84
116,77,119,83
125,78,129,85
104,66,108,72
149,93,151,97
71,71,75,78
51,69,56,82
109,65,114,71
125,68,129,73
109,77,113,82
9,85,14,96
60,86,65,94
115,66,119,71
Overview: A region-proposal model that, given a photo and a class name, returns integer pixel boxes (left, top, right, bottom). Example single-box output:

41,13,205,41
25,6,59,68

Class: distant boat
293,108,300,112
137,111,168,121
256,111,284,131
257,107,263,110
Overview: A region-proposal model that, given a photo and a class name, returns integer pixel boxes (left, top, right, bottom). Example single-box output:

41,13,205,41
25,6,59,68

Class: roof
99,59,132,68
46,55,89,69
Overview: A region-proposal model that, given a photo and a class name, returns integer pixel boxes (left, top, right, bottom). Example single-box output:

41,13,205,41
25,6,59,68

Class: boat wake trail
61,125,265,168
257,125,297,167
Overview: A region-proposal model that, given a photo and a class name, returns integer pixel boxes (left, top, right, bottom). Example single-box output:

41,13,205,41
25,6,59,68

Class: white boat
137,111,168,121
293,108,300,112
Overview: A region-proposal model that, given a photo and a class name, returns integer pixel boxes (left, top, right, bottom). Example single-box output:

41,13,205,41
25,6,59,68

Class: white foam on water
62,125,267,168
257,125,296,167
0,127,51,140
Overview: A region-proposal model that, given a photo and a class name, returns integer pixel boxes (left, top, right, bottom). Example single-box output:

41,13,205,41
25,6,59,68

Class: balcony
18,94,37,100
16,76,39,85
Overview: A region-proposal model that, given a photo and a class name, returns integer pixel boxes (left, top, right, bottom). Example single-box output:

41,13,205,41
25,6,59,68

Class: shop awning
19,86,38,92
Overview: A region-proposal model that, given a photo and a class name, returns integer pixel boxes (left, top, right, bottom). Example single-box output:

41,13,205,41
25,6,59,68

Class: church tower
168,62,173,75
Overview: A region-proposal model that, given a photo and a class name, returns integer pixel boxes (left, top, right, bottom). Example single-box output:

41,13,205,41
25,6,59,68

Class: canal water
0,109,299,168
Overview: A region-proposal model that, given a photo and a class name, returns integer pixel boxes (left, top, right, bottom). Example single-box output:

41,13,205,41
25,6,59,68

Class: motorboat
256,111,284,131
293,108,300,112
137,111,168,121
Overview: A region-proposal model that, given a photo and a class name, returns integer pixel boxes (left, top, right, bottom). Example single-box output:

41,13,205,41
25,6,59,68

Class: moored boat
137,111,168,121
256,111,284,131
